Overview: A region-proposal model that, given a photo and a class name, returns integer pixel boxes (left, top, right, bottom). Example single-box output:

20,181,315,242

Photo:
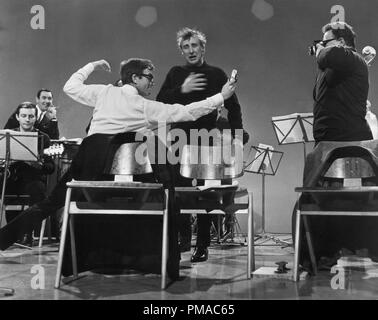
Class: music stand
0,130,40,232
244,143,286,246
272,112,314,163
0,130,40,297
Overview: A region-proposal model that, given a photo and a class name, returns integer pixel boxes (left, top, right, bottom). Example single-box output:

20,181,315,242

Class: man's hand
221,80,236,100
91,59,111,72
181,73,207,93
315,42,325,58
45,105,57,121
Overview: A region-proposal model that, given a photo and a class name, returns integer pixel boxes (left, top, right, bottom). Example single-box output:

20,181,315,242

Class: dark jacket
4,111,59,140
313,46,372,142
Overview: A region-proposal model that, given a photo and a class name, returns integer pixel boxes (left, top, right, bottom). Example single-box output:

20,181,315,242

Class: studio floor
1,234,378,300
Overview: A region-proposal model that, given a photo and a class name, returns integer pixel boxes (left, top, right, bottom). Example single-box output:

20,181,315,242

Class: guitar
43,143,65,158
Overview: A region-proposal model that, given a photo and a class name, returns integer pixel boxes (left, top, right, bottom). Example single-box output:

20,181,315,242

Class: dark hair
114,79,123,87
36,88,53,99
120,58,154,85
177,27,207,50
15,102,38,116
322,22,356,48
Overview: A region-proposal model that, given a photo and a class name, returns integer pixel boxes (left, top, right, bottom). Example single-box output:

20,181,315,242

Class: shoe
191,247,208,263
179,241,191,253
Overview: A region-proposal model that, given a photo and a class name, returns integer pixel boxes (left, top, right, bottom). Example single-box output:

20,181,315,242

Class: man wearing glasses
297,22,375,269
156,27,249,263
312,21,372,143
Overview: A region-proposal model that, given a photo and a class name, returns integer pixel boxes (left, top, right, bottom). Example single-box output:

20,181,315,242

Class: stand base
0,287,15,297
210,214,247,246
219,231,247,246
254,232,292,248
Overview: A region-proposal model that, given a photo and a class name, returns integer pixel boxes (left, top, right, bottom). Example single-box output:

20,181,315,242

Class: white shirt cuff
208,93,224,108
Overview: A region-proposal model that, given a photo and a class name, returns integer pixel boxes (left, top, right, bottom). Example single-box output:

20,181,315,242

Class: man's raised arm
63,60,111,107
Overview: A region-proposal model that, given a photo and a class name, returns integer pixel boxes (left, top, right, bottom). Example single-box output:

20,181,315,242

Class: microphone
362,46,376,65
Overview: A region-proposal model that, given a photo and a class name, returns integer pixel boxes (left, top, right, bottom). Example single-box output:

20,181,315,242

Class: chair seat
176,187,248,210
179,201,249,212
73,201,165,212
175,186,247,195
67,180,163,189
3,194,31,206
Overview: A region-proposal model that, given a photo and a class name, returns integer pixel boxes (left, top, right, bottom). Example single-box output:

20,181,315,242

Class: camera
308,40,322,56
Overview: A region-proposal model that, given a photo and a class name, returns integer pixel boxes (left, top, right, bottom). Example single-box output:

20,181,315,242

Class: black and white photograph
1,0,378,306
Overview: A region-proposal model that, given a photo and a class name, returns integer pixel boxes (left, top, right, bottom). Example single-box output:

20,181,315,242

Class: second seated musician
4,102,55,246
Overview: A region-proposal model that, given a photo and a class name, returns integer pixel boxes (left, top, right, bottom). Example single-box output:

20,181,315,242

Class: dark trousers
0,168,71,250
176,214,212,248
4,177,49,234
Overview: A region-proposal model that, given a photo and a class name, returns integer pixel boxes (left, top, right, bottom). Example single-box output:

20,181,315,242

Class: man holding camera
298,22,375,267
311,21,372,143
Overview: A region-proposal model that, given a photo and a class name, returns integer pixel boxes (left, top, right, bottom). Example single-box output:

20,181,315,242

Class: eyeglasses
313,38,337,46
138,73,154,82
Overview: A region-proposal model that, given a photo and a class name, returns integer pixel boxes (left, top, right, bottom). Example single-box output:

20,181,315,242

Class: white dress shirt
63,63,224,136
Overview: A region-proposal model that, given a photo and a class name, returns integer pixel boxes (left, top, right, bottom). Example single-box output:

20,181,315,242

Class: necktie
38,112,44,123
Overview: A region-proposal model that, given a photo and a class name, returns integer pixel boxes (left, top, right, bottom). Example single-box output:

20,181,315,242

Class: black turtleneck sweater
156,62,246,137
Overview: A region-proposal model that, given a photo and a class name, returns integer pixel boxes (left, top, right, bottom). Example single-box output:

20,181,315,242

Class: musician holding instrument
3,102,55,246
4,89,60,140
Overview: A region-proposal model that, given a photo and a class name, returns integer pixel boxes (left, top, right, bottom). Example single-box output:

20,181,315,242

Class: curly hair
176,27,207,50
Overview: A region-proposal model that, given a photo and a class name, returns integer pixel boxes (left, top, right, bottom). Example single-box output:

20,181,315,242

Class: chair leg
247,191,255,278
39,219,46,248
54,188,72,289
303,216,317,275
293,205,302,282
69,216,78,279
161,189,169,290
217,215,222,243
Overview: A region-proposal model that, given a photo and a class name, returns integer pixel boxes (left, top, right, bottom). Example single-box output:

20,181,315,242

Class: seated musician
4,102,55,246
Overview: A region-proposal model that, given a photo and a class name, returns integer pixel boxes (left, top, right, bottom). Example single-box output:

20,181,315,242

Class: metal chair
294,141,378,281
174,143,255,278
54,141,169,289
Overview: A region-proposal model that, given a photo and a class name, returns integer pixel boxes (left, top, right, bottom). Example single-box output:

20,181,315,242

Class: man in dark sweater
157,27,249,262
313,22,372,143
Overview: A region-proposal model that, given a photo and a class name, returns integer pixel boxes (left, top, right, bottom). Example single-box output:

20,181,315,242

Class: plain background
1,0,377,233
